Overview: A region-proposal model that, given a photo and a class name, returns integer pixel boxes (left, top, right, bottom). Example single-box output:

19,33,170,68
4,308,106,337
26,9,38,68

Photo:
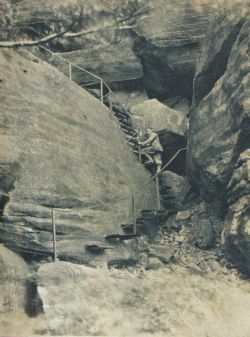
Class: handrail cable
39,45,102,81
0,148,186,213
26,28,135,127
37,45,135,123
36,45,139,139
15,45,188,213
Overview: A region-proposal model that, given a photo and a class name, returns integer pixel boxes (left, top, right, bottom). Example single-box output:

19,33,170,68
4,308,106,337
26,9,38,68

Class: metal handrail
37,45,139,146
3,45,188,258
38,46,135,119
0,147,186,211
39,45,102,81
0,148,186,261
133,147,186,195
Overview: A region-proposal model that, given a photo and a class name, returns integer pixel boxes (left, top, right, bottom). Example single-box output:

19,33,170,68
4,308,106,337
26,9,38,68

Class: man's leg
140,148,154,163
153,152,162,173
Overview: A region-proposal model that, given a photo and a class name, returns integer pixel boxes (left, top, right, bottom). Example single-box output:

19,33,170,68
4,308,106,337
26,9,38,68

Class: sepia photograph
0,0,249,336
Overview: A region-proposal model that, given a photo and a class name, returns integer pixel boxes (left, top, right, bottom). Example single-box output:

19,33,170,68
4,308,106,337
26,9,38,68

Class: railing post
100,79,104,103
138,145,142,163
132,195,136,234
109,92,113,112
51,210,57,262
137,130,142,163
155,175,161,210
69,63,72,80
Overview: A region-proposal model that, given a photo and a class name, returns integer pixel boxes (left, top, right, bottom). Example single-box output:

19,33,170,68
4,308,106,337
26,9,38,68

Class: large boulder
187,5,250,209
0,48,155,265
36,261,250,336
131,99,188,135
185,201,220,250
163,96,191,117
222,150,250,274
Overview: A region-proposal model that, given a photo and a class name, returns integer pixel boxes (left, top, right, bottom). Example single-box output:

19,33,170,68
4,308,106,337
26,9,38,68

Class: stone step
105,234,141,241
108,258,137,269
85,242,114,254
140,209,170,215
120,223,134,233
139,209,175,219
136,217,144,224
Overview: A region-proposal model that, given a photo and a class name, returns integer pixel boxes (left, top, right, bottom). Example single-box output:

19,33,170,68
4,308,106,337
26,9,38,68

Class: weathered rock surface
222,149,250,274
36,261,250,336
0,244,28,313
131,99,188,135
192,1,249,107
1,0,222,101
163,210,191,232
47,43,143,85
163,96,191,117
0,48,155,264
188,202,216,250
0,245,46,335
108,89,148,111
159,171,191,210
132,0,219,100
187,6,250,209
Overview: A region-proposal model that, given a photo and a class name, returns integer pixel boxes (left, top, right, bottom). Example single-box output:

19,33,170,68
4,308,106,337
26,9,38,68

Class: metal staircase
35,45,141,162
0,45,188,266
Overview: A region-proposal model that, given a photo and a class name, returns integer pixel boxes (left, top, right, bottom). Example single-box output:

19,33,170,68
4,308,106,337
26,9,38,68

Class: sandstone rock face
132,0,217,100
48,43,143,85
0,244,28,314
192,2,249,107
187,202,218,250
0,48,155,264
187,6,250,207
0,245,46,335
222,150,250,274
1,0,221,101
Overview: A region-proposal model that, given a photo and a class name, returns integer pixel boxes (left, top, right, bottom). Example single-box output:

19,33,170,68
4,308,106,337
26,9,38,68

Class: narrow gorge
0,1,249,336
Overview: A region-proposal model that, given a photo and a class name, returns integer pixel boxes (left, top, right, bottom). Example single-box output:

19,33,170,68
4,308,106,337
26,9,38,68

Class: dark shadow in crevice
25,278,44,317
193,18,245,107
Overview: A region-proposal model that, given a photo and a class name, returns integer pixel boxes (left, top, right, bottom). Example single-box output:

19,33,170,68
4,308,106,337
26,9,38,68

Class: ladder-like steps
121,128,135,136
114,110,130,119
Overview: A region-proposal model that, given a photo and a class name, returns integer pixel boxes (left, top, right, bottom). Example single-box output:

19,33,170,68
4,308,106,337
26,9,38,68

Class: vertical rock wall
187,2,250,272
